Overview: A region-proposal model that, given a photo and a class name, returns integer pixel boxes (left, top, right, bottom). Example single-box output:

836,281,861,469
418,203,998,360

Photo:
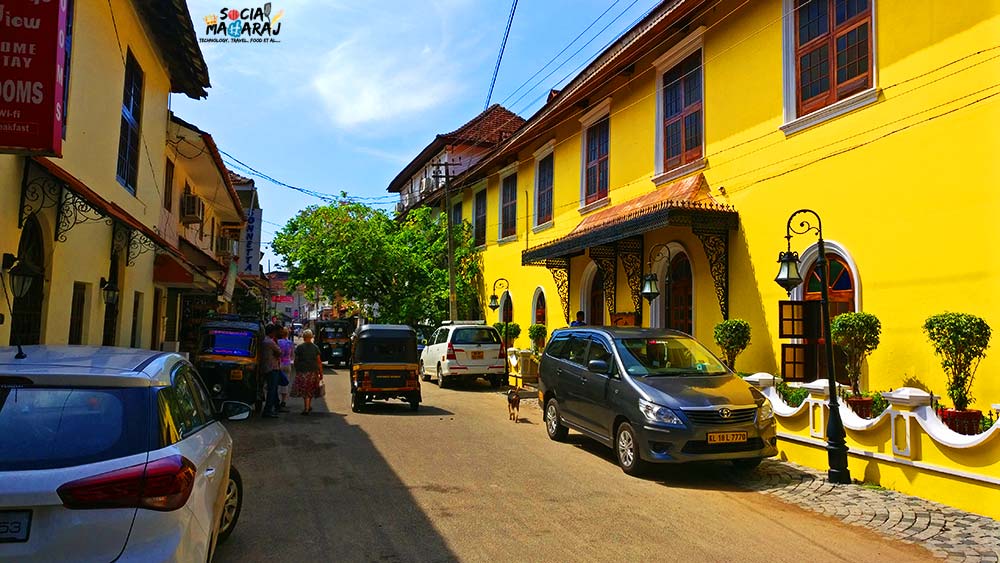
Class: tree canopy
271,203,482,326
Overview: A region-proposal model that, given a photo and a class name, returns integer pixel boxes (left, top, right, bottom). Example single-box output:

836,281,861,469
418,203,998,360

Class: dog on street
507,388,521,421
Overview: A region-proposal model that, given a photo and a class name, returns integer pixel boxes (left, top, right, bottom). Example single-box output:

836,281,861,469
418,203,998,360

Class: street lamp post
641,243,673,305
774,209,851,485
488,278,510,380
2,252,38,360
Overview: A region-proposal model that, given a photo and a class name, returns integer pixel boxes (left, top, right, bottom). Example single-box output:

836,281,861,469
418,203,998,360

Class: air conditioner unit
395,201,404,213
419,177,437,193
215,235,236,256
180,194,205,225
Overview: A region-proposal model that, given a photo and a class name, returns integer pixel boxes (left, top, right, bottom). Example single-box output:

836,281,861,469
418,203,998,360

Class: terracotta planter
939,408,983,435
846,396,874,419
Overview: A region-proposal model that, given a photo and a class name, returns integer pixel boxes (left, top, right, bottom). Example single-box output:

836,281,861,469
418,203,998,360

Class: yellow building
441,0,1000,411
0,1,214,349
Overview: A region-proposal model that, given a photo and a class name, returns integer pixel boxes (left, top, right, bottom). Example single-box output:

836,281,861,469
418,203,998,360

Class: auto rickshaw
318,319,356,367
193,319,263,413
350,324,421,412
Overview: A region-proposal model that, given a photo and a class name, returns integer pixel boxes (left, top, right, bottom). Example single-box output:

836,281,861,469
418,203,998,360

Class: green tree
271,203,481,326
830,312,881,395
713,319,752,371
923,312,991,411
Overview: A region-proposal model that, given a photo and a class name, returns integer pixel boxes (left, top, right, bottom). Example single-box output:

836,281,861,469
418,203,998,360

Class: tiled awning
522,174,737,265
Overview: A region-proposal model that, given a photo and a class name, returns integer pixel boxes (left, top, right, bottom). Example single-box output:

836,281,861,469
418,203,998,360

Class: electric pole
432,156,461,322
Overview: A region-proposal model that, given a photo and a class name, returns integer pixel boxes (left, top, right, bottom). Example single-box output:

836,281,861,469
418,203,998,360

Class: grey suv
539,327,777,475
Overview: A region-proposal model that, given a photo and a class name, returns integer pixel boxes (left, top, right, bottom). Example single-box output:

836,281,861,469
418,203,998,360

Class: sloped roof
133,0,211,99
386,104,526,193
522,174,736,264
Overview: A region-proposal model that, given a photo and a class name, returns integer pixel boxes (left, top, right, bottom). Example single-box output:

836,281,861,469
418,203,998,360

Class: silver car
0,346,248,562
539,328,778,475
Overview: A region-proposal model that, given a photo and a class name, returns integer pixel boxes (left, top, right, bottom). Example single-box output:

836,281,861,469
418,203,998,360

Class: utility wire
485,0,519,110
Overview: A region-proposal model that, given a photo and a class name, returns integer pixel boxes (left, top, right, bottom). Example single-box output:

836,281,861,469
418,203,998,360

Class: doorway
9,215,46,346
665,253,692,333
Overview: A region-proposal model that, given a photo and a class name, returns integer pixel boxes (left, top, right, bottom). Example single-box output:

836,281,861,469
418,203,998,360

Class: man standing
261,324,283,418
570,311,586,326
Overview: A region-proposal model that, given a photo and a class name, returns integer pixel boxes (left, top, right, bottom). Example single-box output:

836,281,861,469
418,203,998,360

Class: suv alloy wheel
615,422,648,476
544,398,568,441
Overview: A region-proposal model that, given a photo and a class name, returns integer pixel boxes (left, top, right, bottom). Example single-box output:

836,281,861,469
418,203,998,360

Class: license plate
707,431,747,444
471,351,484,360
0,511,31,543
229,369,243,380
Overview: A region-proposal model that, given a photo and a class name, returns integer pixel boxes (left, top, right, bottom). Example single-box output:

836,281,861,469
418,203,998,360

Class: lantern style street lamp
3,253,38,300
641,243,673,304
100,277,120,306
775,209,851,485
489,278,510,379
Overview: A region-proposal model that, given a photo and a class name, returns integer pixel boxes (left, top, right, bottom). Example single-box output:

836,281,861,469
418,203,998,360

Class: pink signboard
0,0,68,156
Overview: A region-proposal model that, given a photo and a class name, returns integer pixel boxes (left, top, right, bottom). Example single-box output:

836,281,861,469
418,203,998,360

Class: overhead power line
484,0,519,110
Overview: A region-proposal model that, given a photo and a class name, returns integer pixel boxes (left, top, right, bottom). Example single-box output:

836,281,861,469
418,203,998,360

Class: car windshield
0,386,150,471
452,328,500,345
200,329,256,357
615,335,729,377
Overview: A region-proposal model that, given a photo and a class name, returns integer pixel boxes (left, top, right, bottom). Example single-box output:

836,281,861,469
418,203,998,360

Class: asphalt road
214,368,933,563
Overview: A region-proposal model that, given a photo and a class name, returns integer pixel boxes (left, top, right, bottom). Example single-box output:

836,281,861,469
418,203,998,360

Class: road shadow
562,433,780,493
354,401,455,417
215,402,458,562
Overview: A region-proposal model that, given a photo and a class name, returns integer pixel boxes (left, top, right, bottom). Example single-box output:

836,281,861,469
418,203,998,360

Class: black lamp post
488,278,510,379
2,252,38,360
641,243,673,305
100,277,120,306
774,209,851,485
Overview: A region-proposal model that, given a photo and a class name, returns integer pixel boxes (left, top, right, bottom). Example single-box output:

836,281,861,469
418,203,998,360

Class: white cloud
313,34,460,127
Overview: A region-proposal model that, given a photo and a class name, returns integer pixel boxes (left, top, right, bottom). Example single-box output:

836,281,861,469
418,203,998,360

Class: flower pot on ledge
939,408,983,435
846,396,874,419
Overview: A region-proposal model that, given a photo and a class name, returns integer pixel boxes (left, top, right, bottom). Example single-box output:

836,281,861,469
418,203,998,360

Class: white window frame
532,139,556,231
652,26,707,186
578,98,611,213
497,163,518,244
780,0,879,136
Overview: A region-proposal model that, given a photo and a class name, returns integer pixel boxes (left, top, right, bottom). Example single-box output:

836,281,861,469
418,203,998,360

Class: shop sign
238,208,262,277
271,294,294,303
0,0,69,156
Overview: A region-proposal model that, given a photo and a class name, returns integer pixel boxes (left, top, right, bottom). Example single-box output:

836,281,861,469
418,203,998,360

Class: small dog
507,387,521,421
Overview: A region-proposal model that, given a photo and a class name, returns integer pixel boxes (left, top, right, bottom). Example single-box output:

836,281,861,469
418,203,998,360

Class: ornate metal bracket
56,189,110,243
545,258,571,324
19,161,63,228
127,229,156,267
589,244,617,319
617,237,643,317
694,228,730,320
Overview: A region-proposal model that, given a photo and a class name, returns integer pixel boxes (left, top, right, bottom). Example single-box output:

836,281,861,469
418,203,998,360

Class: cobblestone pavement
735,460,1000,562
521,396,999,562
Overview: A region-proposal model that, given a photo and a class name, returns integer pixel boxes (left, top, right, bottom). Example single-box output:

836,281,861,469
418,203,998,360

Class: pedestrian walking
278,326,294,412
292,329,324,415
261,324,283,419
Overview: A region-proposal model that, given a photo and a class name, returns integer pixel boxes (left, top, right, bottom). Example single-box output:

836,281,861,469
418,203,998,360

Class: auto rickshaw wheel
351,390,364,413
409,399,419,412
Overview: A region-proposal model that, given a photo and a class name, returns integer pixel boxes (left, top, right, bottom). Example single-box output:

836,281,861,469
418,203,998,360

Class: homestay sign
0,0,68,156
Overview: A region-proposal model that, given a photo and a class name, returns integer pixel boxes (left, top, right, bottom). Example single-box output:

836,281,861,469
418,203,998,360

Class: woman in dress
292,329,323,414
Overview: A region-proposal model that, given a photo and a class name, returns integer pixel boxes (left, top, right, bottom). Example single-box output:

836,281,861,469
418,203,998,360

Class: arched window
534,292,546,325
665,253,692,334
803,255,855,317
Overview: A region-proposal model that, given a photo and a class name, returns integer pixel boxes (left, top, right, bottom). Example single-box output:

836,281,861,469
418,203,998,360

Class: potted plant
493,321,521,351
713,319,751,372
923,312,991,435
830,312,881,418
524,324,547,376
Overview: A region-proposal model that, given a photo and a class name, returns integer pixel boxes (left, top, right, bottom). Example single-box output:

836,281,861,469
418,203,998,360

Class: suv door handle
205,467,217,478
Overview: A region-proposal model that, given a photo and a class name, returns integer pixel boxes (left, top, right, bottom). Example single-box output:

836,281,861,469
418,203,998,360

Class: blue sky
172,0,662,268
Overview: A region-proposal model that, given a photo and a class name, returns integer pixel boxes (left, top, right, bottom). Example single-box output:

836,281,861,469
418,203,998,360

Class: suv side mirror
220,401,253,421
587,359,610,374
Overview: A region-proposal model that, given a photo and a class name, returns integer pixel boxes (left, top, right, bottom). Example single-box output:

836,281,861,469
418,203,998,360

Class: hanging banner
221,259,238,302
0,0,69,156
238,208,262,277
